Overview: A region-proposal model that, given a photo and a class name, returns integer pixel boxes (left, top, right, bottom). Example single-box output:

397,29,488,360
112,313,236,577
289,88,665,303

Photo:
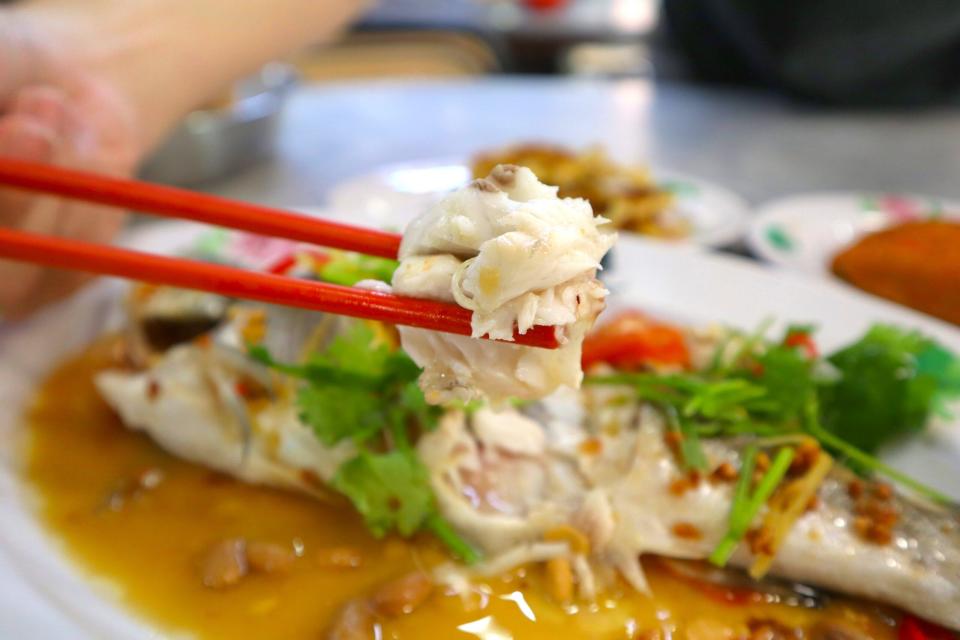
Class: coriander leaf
297,385,383,446
317,323,393,377
319,252,399,287
383,349,423,385
916,341,960,416
251,323,473,559
250,344,381,388
819,325,939,452
397,381,441,432
743,342,816,420
332,450,435,537
859,324,930,354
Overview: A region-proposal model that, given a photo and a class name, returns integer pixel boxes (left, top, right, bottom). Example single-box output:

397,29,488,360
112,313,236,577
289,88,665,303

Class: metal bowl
140,63,298,187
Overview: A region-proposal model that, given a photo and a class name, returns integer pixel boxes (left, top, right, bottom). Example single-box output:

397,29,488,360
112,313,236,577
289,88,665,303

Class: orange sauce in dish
25,339,900,639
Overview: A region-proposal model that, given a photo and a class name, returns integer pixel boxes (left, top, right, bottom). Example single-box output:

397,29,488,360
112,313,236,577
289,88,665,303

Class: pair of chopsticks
0,157,558,349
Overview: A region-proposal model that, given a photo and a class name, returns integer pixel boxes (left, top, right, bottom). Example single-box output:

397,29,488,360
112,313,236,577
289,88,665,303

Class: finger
0,112,57,161
0,114,58,226
9,86,69,137
63,77,141,175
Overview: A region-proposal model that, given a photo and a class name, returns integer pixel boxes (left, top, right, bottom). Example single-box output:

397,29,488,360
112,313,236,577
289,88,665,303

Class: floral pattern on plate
747,191,960,277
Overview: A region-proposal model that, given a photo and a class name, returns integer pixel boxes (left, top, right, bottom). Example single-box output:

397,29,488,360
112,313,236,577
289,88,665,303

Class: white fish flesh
392,164,615,404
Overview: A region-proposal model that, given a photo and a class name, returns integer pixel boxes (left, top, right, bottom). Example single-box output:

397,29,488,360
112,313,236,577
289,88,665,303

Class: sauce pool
24,339,899,639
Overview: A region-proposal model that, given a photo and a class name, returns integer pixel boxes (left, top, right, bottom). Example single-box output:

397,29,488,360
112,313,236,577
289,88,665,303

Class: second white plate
747,191,960,277
326,158,751,248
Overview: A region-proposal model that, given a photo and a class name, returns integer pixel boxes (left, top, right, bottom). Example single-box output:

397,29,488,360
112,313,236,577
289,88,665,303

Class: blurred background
145,0,668,188
144,0,960,203
5,0,958,322
131,0,960,325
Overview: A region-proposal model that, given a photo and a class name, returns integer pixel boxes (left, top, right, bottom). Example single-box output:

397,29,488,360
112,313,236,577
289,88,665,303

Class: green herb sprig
708,446,795,567
587,322,960,565
251,323,479,563
317,252,399,287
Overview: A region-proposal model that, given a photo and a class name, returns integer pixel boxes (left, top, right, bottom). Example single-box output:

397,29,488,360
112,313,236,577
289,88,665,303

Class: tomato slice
783,330,818,359
899,615,957,640
523,0,567,10
582,311,690,371
265,249,330,276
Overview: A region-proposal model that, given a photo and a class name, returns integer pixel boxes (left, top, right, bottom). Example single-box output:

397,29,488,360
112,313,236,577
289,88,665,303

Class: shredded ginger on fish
390,164,616,405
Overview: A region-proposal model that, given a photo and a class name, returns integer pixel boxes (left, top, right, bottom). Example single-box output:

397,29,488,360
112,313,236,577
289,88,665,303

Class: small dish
747,191,960,277
325,158,751,248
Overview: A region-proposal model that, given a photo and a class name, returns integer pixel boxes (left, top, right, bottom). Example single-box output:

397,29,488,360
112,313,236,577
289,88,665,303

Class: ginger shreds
544,525,591,555
239,309,268,346
545,556,574,604
749,444,833,579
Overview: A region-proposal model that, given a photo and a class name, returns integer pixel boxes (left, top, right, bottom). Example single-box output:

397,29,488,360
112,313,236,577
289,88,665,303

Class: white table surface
205,77,960,209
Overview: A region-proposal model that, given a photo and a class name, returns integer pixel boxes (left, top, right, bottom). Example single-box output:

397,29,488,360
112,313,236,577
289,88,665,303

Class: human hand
0,0,367,320
0,12,140,320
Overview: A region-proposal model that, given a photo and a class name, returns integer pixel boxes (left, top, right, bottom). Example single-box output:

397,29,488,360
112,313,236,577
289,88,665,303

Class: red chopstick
0,157,402,258
0,157,560,348
0,229,560,349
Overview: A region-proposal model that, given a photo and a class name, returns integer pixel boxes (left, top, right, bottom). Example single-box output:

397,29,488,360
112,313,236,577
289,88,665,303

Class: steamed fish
96,293,960,630
392,164,615,404
420,399,960,629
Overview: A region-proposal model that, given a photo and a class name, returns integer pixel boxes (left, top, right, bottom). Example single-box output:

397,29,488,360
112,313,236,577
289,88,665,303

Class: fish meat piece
394,164,616,404
98,300,355,498
417,390,960,629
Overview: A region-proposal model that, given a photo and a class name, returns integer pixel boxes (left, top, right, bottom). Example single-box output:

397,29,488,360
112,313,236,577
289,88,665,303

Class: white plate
747,191,960,277
326,158,751,248
2,222,960,638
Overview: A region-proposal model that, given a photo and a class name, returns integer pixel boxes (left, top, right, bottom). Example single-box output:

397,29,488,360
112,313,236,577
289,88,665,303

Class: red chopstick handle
0,157,402,259
0,228,559,349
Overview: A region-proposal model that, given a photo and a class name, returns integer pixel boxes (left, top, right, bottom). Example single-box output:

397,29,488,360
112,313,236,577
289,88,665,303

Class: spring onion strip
808,423,950,505
662,405,708,471
801,394,951,504
427,513,480,564
678,418,708,471
709,446,795,567
709,446,756,566
749,447,833,579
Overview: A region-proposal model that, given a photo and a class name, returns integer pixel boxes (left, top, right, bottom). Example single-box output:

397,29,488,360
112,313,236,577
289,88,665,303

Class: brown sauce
24,339,899,639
